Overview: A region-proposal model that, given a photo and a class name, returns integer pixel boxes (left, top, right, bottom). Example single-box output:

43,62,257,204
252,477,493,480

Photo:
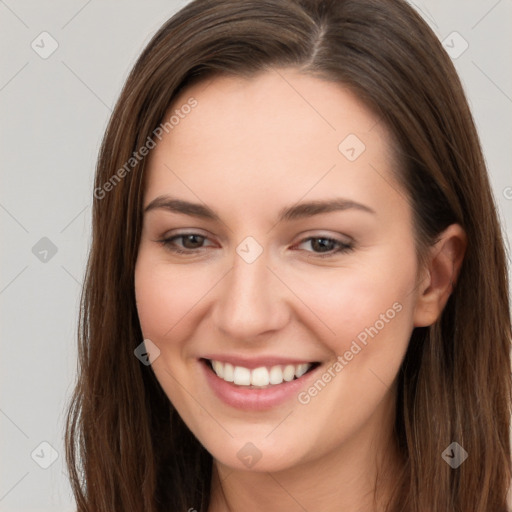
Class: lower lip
200,359,321,411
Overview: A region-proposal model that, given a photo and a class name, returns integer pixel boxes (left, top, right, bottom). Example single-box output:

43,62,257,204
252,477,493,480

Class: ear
413,223,467,327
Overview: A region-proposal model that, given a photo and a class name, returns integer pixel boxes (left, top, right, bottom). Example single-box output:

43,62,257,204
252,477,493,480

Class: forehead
144,69,405,223
165,69,386,152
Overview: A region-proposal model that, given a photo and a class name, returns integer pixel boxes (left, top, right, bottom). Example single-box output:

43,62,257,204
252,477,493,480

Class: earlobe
413,223,467,327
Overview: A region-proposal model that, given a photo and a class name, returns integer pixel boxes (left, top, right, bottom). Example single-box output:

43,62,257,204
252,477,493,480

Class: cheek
286,253,417,359
134,253,209,340
134,263,171,339
292,267,416,441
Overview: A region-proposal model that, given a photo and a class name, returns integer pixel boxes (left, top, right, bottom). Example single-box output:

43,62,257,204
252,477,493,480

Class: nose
212,245,290,342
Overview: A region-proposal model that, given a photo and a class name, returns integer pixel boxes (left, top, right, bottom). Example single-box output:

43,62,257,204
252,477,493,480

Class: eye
157,232,354,258
158,232,214,254
294,236,354,258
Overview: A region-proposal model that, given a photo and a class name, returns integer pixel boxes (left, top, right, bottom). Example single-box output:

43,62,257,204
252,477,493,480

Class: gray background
1,1,511,510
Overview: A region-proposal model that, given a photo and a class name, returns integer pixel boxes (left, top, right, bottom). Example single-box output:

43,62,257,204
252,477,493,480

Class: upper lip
201,354,319,369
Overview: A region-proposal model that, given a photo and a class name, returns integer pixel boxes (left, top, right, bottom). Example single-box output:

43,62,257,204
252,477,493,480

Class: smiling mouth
202,358,321,389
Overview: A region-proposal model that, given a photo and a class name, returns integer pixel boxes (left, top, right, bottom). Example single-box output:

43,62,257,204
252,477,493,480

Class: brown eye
177,234,206,249
295,236,354,258
158,233,212,254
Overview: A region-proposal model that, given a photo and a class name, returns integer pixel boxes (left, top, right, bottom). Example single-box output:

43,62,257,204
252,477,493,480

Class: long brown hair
64,0,512,510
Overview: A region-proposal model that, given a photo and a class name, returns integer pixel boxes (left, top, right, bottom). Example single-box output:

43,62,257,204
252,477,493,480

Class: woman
64,0,512,510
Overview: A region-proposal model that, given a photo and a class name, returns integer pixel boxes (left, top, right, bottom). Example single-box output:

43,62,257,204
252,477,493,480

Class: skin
134,68,466,512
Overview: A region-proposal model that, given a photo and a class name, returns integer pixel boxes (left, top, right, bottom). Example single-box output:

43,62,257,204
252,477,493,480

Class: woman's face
135,69,423,473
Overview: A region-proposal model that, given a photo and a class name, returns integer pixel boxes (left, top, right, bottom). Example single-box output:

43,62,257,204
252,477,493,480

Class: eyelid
159,229,353,244
295,230,353,244
156,230,354,257
293,235,354,258
157,231,216,250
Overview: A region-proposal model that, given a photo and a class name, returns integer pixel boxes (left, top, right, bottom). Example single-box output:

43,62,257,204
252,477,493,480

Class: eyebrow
143,195,376,222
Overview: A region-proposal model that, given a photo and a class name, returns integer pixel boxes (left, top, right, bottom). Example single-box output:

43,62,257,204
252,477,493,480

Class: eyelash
157,233,354,258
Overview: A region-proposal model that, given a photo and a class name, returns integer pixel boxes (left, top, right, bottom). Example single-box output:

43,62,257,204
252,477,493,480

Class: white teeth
233,366,251,385
211,360,224,378
223,362,234,382
208,360,314,387
269,366,284,385
283,364,296,382
295,364,309,378
251,367,269,386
